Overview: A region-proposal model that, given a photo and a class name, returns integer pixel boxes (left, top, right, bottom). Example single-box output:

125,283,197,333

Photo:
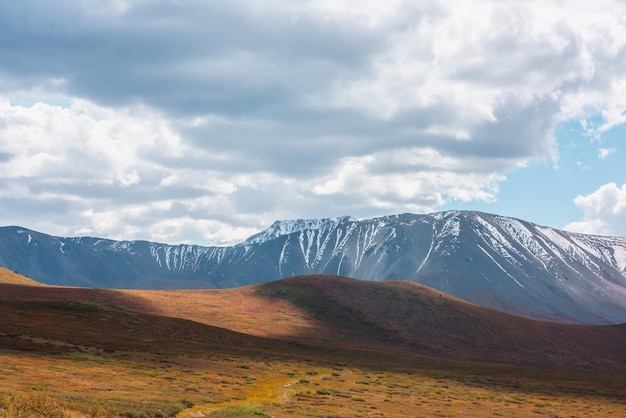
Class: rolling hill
0,266,43,285
2,272,625,374
2,272,626,417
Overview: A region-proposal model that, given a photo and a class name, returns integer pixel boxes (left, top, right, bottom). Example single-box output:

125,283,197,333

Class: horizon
1,1,625,245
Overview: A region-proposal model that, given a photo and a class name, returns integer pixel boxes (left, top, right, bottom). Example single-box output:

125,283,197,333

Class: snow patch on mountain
474,216,527,268
244,216,357,245
477,244,525,288
612,246,626,272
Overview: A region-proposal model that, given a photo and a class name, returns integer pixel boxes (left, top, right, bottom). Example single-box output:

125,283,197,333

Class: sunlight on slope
0,267,43,285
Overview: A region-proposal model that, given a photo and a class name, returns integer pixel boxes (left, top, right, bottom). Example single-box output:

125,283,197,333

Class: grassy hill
0,266,43,285
254,275,626,372
1,273,626,417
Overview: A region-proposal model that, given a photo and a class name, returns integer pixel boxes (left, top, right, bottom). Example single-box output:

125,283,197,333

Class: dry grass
1,272,626,417
0,267,43,286
2,336,626,417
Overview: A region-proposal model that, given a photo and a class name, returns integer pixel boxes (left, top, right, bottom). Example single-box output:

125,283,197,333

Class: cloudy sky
1,0,625,245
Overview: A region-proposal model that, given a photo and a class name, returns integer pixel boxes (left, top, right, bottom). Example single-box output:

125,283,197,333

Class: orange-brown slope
0,282,158,315
0,279,382,352
120,285,396,351
108,275,626,374
0,300,255,355
0,284,302,361
2,274,626,374
253,275,626,373
0,267,43,285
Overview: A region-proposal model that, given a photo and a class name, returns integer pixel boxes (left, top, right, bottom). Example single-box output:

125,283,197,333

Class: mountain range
2,210,626,324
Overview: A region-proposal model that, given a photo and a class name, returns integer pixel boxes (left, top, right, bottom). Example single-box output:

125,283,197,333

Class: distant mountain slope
2,210,626,324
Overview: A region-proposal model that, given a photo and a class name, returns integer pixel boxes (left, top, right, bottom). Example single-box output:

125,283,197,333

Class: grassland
0,268,42,286
1,269,626,417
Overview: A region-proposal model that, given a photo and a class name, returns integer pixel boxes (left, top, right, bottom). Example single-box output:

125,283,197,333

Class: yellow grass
2,344,626,417
0,267,43,285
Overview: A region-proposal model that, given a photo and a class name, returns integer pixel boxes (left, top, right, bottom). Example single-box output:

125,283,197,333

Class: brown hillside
3,276,626,417
0,267,43,285
254,275,626,373
2,274,625,374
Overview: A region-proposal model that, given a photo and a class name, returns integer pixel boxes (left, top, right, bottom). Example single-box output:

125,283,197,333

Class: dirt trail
176,376,298,417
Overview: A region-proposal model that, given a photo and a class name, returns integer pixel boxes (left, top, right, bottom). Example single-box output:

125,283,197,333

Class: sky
0,0,625,245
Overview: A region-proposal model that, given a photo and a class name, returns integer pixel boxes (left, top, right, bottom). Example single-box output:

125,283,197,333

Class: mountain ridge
2,210,626,324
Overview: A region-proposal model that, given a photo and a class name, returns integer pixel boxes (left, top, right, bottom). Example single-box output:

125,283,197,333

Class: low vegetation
1,269,626,417
0,268,41,285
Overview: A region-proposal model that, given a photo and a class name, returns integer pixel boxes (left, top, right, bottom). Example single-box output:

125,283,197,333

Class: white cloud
1,1,626,242
0,97,185,181
312,148,504,209
565,183,626,236
598,148,616,160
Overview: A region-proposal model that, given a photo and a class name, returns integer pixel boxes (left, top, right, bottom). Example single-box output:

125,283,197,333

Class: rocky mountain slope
2,210,626,324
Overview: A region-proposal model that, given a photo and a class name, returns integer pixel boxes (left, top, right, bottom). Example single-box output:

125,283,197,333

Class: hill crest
2,274,625,374
0,267,42,285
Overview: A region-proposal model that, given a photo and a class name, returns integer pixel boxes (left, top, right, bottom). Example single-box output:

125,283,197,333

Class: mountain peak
244,215,357,244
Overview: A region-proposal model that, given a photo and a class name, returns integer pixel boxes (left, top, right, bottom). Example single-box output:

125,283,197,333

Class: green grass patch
65,351,110,362
209,405,271,417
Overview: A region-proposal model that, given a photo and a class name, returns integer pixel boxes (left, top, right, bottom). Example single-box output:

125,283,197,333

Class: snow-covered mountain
2,211,626,324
